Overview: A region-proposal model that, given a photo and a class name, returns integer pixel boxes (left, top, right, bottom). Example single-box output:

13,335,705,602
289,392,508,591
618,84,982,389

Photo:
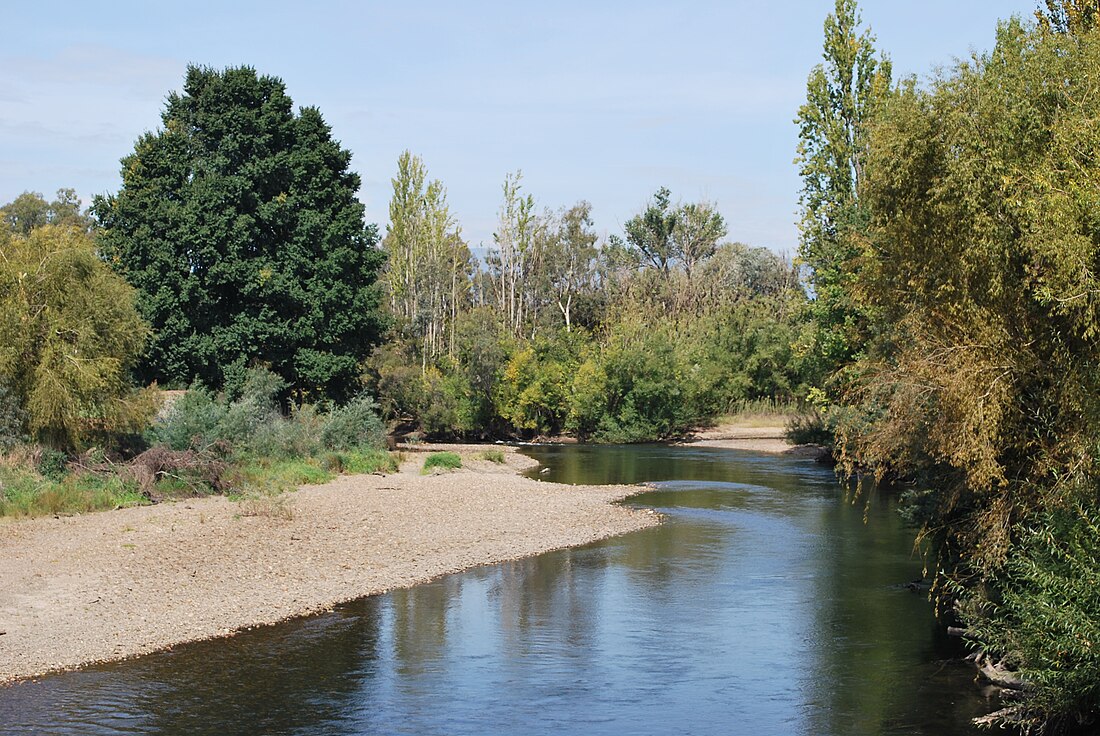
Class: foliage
826,11,1100,728
568,322,694,443
322,448,398,475
0,466,145,518
93,65,386,401
321,395,387,451
147,387,229,451
422,451,462,472
149,367,388,459
965,506,1100,732
496,332,580,437
1036,0,1100,33
383,151,472,361
795,0,892,383
0,224,154,449
0,189,94,234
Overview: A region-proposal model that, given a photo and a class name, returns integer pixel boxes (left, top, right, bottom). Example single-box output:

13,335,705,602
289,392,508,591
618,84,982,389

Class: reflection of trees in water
493,549,604,656
528,445,786,487
801,485,982,736
30,598,386,736
389,576,454,678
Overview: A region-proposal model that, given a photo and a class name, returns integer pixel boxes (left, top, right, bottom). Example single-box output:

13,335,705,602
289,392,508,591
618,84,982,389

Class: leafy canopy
94,65,386,401
0,225,152,448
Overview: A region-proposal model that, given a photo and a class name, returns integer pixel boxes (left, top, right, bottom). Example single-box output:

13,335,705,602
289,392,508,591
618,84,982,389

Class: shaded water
0,445,991,735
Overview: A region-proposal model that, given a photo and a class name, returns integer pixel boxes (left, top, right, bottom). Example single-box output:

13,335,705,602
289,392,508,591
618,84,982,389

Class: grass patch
422,451,462,473
235,488,295,520
228,457,335,495
324,448,398,475
714,399,802,428
479,449,506,464
0,468,146,518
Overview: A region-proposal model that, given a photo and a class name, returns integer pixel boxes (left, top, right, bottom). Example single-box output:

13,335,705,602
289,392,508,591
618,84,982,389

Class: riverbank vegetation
798,0,1100,730
369,159,810,442
3,8,1098,730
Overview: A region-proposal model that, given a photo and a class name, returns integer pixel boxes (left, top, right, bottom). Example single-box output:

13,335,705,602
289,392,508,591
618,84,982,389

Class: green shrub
321,394,386,450
0,467,145,518
422,451,462,473
229,457,334,494
326,449,398,475
37,448,68,481
785,411,834,447
148,386,227,450
247,405,323,458
966,506,1100,730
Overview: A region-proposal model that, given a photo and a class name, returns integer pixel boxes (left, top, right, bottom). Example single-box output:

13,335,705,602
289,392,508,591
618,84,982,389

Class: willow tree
0,225,151,448
94,65,386,401
849,17,1100,729
796,0,892,381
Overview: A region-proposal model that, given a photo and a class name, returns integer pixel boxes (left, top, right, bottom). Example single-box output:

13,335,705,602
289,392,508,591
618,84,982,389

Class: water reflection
0,445,988,735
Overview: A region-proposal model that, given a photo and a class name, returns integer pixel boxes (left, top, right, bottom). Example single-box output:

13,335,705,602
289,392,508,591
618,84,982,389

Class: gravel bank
0,446,656,684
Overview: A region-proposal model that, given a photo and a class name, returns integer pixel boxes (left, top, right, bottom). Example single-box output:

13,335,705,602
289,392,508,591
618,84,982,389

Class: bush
149,368,387,458
422,451,462,473
785,411,835,447
148,387,228,451
321,394,386,450
966,506,1100,730
247,405,324,459
37,448,68,481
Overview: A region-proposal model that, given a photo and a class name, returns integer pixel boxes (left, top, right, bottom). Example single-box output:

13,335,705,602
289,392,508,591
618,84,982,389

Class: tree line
798,0,1100,730
1,62,809,457
370,155,807,442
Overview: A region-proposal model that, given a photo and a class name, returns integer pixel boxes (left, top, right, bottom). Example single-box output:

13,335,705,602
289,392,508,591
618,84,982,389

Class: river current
0,445,989,735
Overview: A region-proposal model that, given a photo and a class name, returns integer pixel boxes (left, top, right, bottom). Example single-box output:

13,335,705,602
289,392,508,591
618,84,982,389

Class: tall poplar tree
795,0,892,380
383,151,471,361
94,65,385,401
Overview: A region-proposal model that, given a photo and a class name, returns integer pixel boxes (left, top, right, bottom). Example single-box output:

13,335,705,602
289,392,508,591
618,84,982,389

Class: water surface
0,445,990,735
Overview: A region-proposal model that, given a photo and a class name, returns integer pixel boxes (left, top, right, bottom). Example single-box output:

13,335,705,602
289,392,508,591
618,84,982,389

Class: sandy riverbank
0,446,657,684
681,423,825,458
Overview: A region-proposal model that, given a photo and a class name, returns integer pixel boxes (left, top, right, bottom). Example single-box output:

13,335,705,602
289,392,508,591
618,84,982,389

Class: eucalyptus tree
671,201,726,282
1,189,92,235
94,65,386,401
545,201,599,332
623,187,677,275
488,171,539,337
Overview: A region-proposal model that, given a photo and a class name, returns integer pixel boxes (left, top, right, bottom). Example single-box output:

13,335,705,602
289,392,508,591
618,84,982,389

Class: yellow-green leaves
0,225,152,448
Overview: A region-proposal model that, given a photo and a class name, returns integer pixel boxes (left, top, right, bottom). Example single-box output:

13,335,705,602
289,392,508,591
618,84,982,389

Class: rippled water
0,445,990,735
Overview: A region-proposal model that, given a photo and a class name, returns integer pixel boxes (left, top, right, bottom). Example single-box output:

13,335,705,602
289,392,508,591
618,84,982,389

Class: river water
0,445,991,735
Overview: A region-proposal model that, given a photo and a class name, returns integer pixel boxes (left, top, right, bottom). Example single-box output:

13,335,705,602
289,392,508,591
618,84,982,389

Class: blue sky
1,1,1038,254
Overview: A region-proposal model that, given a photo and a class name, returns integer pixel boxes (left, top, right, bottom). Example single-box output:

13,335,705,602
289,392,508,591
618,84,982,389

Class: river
0,445,990,735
